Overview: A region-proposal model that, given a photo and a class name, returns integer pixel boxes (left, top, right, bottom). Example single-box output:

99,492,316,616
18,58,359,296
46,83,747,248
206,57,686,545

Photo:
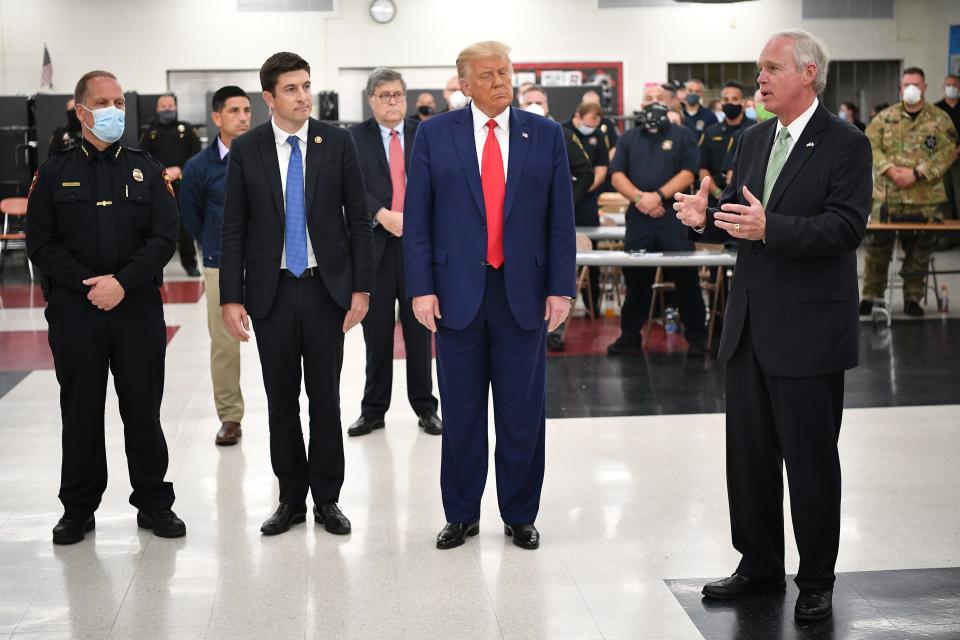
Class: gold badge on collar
177,124,186,133
314,136,323,144
661,139,674,151
132,168,144,182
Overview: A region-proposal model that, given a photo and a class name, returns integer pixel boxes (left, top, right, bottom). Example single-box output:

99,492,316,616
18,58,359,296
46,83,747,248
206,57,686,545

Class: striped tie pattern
762,127,791,207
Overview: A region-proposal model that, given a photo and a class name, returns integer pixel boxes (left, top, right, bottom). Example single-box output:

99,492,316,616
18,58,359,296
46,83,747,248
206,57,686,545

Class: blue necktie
285,135,307,277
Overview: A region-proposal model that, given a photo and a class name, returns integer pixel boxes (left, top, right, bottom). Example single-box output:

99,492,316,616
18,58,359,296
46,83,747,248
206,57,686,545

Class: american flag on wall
41,44,53,88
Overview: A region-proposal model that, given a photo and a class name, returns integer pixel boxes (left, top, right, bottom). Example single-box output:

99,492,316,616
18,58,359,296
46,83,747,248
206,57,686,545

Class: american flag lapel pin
521,132,529,139
805,142,815,147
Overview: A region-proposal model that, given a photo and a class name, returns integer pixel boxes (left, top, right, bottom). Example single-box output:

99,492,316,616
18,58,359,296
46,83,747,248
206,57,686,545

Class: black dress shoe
184,264,201,278
137,510,186,538
260,503,307,535
52,513,95,545
795,588,833,621
347,415,385,437
313,502,351,535
904,301,925,317
701,573,786,600
418,411,443,435
504,523,540,549
436,521,479,549
859,299,873,316
546,333,565,352
607,334,643,355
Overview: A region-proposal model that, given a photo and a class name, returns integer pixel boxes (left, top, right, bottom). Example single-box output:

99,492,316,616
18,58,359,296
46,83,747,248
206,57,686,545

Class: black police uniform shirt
682,105,718,134
568,124,611,169
48,124,83,158
139,118,202,174
26,139,179,296
563,116,620,154
610,123,700,196
935,98,960,142
700,117,756,189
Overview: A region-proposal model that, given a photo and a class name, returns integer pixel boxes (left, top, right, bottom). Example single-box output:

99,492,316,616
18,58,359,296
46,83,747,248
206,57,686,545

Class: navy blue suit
403,105,576,525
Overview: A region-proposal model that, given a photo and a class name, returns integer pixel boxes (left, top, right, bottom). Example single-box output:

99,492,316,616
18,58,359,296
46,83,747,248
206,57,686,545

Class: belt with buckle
281,267,317,279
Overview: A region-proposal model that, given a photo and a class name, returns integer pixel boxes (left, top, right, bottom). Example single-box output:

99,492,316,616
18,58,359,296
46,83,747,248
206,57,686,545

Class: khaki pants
203,267,244,423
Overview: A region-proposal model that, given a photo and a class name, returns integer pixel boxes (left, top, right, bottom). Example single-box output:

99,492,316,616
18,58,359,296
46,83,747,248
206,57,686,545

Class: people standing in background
47,97,83,157
838,101,866,131
682,79,719,133
861,67,957,317
935,74,960,229
179,86,251,446
139,94,202,277
607,87,708,356
27,70,186,544
700,81,756,207
219,52,373,537
415,91,437,121
346,68,441,438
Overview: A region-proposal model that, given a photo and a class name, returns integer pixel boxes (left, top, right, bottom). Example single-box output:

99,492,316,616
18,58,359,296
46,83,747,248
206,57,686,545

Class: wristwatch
655,188,667,201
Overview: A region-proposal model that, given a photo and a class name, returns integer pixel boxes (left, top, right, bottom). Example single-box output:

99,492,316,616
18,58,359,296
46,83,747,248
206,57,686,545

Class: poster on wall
951,25,960,76
512,61,624,127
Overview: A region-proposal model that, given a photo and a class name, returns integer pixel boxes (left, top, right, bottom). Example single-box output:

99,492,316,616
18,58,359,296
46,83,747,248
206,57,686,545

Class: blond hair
456,41,512,79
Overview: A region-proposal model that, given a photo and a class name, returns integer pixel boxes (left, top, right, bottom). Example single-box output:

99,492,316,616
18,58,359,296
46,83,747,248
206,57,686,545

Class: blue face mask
80,104,125,143
744,106,757,120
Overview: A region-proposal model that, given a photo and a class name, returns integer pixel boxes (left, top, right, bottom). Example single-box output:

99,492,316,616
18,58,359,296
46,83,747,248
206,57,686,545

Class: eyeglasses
375,92,406,104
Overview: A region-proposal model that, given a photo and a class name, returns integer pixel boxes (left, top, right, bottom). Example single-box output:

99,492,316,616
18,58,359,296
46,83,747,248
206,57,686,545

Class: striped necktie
762,126,791,207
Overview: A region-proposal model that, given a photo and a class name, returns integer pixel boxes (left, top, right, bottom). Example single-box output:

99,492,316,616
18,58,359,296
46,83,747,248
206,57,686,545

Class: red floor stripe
160,280,205,304
0,326,180,372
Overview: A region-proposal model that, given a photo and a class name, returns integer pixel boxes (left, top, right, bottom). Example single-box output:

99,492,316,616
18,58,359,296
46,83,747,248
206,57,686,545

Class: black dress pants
252,273,345,505
46,286,174,515
725,314,844,591
360,237,437,419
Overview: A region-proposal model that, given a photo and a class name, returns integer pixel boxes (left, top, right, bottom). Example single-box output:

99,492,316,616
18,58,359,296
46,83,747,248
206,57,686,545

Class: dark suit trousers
252,274,345,505
361,236,438,419
726,313,844,591
46,287,174,514
435,268,547,525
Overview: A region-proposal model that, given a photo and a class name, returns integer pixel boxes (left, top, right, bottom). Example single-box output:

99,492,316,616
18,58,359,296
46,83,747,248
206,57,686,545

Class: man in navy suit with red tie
403,41,577,550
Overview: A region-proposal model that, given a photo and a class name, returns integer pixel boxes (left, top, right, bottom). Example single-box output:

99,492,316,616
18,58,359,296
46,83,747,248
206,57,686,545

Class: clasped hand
82,275,124,311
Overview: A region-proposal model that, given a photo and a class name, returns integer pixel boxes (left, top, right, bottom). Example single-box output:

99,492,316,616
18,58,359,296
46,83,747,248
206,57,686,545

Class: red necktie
481,119,505,268
389,129,405,211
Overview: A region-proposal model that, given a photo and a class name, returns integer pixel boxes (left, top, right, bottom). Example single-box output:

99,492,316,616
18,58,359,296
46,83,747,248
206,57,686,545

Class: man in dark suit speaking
404,41,576,551
220,52,374,536
346,68,441,438
674,30,871,622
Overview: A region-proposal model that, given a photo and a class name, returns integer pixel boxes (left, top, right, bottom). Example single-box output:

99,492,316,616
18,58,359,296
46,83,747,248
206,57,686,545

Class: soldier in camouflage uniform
861,67,958,317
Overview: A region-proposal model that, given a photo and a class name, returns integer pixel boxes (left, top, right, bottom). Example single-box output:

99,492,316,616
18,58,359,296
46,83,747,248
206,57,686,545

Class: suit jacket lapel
748,119,776,205
366,118,390,178
503,108,529,222
453,106,486,218
256,124,284,219
304,118,327,216
404,118,418,169
765,104,829,211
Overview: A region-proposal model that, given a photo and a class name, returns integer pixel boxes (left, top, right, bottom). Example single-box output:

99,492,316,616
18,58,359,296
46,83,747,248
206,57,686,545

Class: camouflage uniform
862,101,957,302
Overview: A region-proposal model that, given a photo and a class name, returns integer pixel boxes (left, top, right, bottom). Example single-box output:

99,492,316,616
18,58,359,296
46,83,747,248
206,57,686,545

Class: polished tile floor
0,248,958,639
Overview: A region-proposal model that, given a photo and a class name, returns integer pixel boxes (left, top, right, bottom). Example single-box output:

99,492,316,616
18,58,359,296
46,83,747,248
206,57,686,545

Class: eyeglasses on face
376,92,406,104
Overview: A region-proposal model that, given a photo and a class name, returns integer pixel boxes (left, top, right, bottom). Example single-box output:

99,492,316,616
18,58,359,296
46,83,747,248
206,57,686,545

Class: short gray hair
768,29,830,94
366,68,406,96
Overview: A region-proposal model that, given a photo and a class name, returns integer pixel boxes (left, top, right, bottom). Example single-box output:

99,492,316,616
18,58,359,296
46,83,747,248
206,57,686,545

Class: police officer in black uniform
47,97,84,158
26,70,186,545
700,81,755,207
607,100,708,355
139,94,202,276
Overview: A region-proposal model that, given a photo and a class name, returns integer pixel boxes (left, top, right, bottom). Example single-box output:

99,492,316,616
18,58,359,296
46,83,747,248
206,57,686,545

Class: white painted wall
3,0,959,120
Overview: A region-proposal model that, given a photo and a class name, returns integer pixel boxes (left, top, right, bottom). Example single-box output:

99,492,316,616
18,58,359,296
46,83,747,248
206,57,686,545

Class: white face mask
576,123,596,136
523,103,545,117
447,90,467,110
902,84,923,106
838,108,849,120
945,86,959,100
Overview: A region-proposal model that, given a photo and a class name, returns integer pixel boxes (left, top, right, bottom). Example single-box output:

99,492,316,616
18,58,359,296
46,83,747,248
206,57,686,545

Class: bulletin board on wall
512,62,624,127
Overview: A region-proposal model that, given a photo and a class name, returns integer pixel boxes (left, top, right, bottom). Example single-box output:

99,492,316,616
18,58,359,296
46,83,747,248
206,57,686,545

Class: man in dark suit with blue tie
219,52,374,537
346,68,441,438
675,30,872,621
404,41,577,550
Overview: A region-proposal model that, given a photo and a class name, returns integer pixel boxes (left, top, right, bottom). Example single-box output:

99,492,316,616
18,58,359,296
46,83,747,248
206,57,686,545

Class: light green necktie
762,127,792,207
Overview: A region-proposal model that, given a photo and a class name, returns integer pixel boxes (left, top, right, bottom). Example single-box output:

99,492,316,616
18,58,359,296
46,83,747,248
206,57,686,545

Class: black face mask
722,103,743,120
636,103,670,135
157,110,177,125
417,105,434,117
66,109,80,129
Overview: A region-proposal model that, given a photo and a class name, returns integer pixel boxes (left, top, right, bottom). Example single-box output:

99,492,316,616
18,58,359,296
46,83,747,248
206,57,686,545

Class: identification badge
132,168,144,182
661,140,674,151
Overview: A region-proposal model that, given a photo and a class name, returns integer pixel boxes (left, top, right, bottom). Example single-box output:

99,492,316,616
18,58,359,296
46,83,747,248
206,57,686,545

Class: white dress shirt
774,97,819,162
272,117,317,269
217,135,230,160
378,121,404,162
471,101,510,179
